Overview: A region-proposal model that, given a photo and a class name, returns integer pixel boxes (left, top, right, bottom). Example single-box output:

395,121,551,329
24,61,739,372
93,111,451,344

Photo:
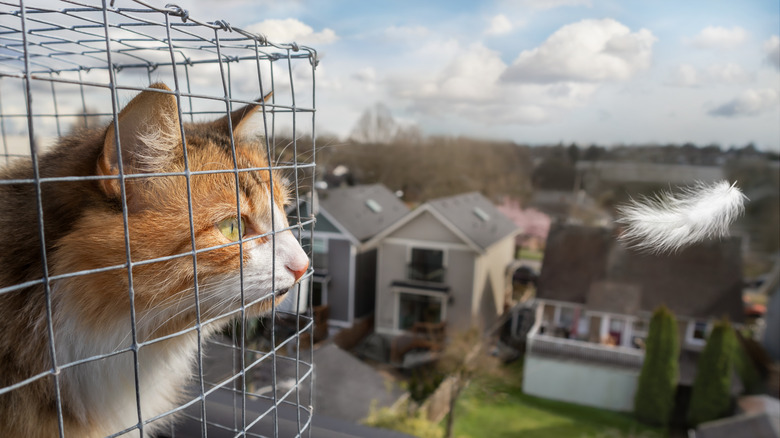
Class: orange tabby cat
0,83,309,437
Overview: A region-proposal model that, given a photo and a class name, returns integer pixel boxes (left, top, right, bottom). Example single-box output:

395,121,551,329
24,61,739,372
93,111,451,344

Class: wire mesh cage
0,1,317,437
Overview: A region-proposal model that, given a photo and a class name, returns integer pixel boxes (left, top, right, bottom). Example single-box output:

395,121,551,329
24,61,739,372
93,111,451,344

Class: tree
687,319,738,427
437,329,500,438
634,305,679,427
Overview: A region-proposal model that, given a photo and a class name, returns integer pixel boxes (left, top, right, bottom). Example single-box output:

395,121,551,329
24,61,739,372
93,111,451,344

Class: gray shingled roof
427,192,519,251
696,413,779,438
538,224,744,322
318,184,409,243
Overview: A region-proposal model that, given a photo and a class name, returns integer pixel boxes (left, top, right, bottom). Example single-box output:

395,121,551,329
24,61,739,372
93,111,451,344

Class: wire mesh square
0,1,318,437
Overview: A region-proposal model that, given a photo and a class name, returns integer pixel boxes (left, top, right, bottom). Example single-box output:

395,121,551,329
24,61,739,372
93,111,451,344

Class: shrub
363,400,443,438
634,306,679,427
687,319,738,427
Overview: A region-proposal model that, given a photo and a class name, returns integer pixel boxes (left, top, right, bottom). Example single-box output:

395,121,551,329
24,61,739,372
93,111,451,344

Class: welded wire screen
0,1,317,437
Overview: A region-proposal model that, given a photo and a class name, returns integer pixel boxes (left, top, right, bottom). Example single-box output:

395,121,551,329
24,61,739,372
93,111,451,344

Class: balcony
406,263,446,283
527,333,645,369
526,301,645,369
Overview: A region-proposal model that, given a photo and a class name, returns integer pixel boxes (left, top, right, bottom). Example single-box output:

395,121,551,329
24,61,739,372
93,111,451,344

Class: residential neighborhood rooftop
427,192,520,251
538,223,744,322
318,184,410,243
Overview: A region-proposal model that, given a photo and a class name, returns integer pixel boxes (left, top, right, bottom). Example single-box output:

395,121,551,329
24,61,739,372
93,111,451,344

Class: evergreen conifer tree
634,305,679,427
687,319,738,427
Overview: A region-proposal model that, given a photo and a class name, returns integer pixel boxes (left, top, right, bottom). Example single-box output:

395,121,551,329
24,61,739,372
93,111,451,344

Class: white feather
616,180,747,253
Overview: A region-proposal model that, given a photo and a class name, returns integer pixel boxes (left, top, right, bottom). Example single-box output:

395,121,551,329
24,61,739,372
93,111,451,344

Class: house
523,223,744,412
288,184,409,333
364,192,521,365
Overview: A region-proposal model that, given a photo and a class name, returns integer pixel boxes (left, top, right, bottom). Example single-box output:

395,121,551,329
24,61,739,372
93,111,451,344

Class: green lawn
450,362,664,438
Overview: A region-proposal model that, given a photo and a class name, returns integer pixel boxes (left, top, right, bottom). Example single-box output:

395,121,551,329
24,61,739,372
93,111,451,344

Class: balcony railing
406,263,446,283
527,333,645,369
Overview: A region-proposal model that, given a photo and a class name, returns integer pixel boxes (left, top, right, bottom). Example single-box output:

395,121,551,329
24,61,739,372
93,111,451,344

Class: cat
0,83,309,437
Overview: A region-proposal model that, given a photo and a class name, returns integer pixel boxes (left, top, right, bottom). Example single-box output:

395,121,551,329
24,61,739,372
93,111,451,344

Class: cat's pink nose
288,259,308,282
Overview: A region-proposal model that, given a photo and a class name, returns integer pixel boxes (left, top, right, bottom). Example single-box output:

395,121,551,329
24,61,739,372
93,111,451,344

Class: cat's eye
217,217,245,242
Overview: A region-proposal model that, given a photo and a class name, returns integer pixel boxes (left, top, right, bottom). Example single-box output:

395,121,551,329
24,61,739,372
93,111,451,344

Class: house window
311,281,326,307
408,248,445,283
692,321,708,340
303,237,328,271
608,318,625,346
685,320,711,346
632,319,648,349
559,307,575,328
557,307,575,338
575,316,590,341
398,292,444,330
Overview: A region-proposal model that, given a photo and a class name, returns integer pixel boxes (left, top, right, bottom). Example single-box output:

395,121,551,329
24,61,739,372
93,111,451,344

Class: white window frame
685,320,711,346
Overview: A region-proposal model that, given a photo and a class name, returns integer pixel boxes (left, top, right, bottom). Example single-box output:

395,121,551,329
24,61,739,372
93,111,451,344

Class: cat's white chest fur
55,312,203,438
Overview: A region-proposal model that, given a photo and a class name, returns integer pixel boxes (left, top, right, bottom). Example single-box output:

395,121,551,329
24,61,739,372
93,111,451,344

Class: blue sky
190,0,780,149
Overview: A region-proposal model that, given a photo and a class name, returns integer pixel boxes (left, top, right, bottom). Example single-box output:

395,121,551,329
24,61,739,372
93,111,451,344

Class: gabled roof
427,192,520,251
317,184,409,244
365,192,520,253
538,223,744,322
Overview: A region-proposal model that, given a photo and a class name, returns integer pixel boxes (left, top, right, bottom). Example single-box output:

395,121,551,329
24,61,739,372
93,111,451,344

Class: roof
696,413,779,438
318,184,409,243
537,223,744,322
426,192,520,251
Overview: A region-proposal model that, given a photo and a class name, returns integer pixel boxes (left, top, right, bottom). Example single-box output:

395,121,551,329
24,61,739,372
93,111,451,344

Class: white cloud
709,88,779,117
706,63,750,84
246,19,338,45
764,35,780,70
485,14,513,36
667,62,752,87
502,18,656,83
385,19,656,126
352,67,377,83
688,26,747,50
400,43,506,103
667,64,700,87
387,40,602,125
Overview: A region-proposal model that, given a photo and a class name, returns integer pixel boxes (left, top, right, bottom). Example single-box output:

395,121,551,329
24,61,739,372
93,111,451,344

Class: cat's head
53,83,308,339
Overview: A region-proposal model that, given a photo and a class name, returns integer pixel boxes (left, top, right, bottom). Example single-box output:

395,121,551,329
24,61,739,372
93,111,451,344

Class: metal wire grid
0,0,317,436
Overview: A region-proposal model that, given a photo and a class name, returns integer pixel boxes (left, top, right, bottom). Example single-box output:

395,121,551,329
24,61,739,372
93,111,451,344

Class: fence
0,1,317,436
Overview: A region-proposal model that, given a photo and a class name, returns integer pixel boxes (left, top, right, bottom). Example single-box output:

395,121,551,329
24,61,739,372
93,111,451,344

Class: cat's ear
97,83,182,198
215,91,273,140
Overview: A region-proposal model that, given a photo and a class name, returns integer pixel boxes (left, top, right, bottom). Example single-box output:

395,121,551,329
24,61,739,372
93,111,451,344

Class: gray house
364,192,520,361
291,184,409,331
524,223,744,411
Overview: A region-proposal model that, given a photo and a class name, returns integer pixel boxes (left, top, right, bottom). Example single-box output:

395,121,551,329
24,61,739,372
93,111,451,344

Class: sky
180,0,780,150
5,0,779,151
